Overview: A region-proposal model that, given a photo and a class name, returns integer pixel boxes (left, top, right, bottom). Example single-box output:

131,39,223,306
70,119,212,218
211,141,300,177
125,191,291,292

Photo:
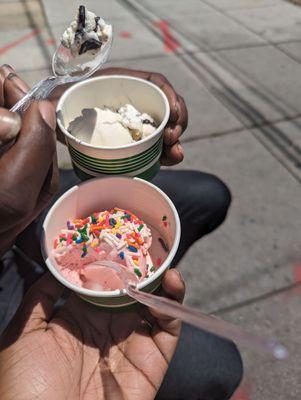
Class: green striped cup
56,75,170,181
42,177,181,309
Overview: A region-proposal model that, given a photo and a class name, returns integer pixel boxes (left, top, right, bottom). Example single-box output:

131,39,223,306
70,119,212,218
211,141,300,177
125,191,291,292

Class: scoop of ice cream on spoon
55,5,112,76
61,6,110,57
11,5,113,113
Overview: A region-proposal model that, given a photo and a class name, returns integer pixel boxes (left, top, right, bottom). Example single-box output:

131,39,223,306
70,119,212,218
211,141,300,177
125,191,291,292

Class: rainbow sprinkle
54,207,155,278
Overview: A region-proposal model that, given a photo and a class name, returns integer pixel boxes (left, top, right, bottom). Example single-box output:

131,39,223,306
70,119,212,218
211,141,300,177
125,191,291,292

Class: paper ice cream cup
42,176,180,308
56,75,170,181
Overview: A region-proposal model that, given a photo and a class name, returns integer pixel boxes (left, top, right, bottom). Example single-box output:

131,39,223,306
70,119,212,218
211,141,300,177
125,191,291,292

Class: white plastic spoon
89,260,288,361
11,12,112,113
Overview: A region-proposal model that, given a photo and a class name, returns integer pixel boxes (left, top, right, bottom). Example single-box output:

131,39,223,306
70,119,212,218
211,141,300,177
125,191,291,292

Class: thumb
149,270,185,336
0,108,21,146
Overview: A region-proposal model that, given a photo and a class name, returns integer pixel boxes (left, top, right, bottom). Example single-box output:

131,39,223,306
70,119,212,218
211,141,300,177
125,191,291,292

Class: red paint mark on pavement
154,20,180,53
291,264,301,297
46,38,56,46
119,31,132,39
293,265,301,283
0,28,41,55
231,382,251,400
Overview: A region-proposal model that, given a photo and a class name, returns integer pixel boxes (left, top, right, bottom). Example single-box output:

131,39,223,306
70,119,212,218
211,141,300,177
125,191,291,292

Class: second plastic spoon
88,260,288,361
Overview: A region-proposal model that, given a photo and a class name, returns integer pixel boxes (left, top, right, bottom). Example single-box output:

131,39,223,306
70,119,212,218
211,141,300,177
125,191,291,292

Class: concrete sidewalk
1,0,301,398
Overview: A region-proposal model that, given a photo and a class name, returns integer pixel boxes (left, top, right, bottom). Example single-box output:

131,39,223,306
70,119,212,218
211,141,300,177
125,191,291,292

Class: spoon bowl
10,17,112,113
52,28,113,78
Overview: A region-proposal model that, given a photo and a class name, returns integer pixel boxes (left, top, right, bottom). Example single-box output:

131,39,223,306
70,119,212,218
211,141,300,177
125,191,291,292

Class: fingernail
6,72,28,94
167,125,173,134
1,64,14,73
174,124,182,137
39,101,56,130
0,109,21,144
0,64,14,80
164,126,175,146
177,142,184,156
174,269,185,285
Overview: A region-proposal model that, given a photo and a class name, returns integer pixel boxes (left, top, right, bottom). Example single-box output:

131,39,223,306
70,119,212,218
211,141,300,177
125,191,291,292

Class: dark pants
0,169,242,400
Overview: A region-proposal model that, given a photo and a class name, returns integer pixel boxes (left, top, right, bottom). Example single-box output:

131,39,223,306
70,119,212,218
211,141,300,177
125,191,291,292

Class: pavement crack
212,282,301,315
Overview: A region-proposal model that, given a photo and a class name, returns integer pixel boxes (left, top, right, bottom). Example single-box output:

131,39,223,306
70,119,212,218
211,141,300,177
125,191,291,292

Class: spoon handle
10,76,71,113
84,261,288,360
126,285,288,360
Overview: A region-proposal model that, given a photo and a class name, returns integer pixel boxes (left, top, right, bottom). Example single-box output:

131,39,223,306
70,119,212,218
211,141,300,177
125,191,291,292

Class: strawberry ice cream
53,208,154,291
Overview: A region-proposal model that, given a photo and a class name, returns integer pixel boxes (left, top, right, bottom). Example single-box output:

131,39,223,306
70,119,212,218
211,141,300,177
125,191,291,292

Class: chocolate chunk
142,119,156,127
79,38,102,55
77,5,86,32
94,16,100,32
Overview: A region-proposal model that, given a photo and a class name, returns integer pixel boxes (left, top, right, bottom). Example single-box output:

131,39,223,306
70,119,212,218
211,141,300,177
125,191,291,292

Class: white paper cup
56,75,170,181
42,177,181,308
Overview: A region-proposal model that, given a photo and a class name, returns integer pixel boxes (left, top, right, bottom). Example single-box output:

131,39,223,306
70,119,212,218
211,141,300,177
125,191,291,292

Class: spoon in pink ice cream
89,260,288,361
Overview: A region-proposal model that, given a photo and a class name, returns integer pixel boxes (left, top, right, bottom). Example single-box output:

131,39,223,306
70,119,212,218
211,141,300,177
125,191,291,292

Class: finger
148,269,185,341
163,123,182,146
162,96,188,147
160,141,184,166
5,273,65,337
162,269,185,302
149,269,185,321
3,70,29,108
176,95,188,132
0,101,57,211
0,64,15,105
0,108,21,145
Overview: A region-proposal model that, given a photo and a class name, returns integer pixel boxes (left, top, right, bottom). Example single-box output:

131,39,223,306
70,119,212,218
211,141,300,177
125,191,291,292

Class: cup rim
41,176,181,298
56,75,170,151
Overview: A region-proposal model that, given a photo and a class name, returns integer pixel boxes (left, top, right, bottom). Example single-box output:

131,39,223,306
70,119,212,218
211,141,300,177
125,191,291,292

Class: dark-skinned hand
51,67,188,166
0,65,59,257
0,66,188,259
0,269,185,400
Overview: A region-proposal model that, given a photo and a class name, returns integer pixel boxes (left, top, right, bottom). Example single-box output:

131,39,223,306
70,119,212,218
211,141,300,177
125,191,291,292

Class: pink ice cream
52,208,154,291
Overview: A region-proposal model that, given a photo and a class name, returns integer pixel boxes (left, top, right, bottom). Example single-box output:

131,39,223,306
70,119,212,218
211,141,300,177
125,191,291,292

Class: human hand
51,67,188,166
0,65,59,256
0,269,184,400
